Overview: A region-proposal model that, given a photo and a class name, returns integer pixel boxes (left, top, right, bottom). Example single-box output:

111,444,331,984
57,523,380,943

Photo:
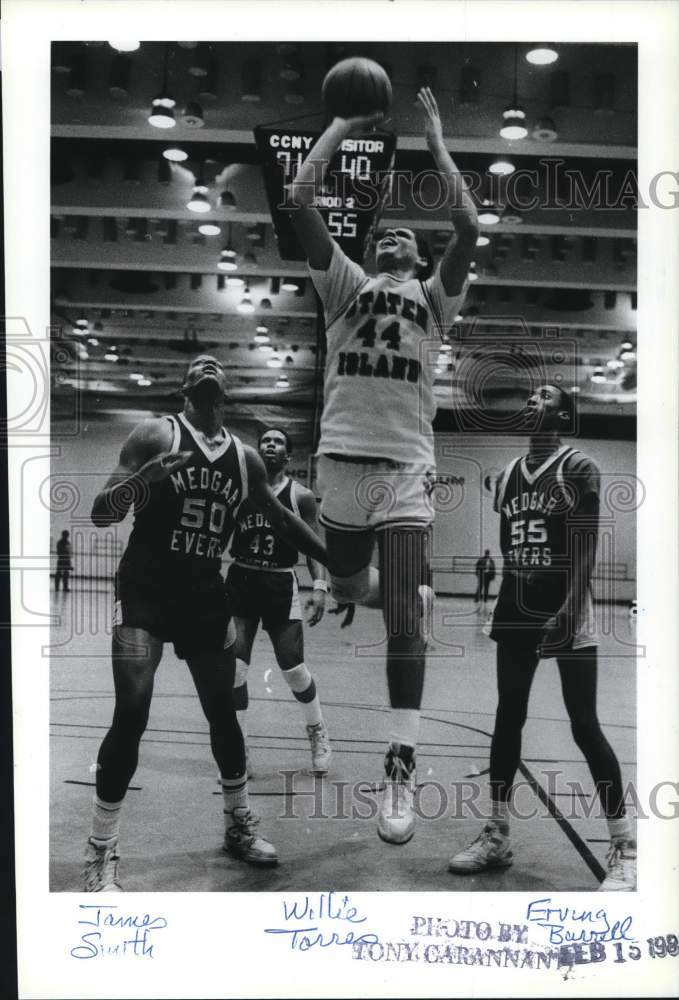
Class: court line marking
518,761,605,883
49,691,637,730
64,779,141,791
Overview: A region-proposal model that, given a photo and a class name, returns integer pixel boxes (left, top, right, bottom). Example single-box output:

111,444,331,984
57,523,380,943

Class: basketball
322,57,392,119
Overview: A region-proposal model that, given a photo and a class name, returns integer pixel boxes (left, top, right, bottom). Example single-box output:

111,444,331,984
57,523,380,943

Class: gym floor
49,588,636,893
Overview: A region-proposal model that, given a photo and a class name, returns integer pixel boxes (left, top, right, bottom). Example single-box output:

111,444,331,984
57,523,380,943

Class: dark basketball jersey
230,476,300,570
122,413,248,580
492,445,600,631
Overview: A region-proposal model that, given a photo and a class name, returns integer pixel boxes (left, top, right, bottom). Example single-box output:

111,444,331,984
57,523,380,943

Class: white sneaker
448,824,513,873
377,747,416,845
599,839,636,891
306,722,332,774
83,838,122,892
223,807,278,867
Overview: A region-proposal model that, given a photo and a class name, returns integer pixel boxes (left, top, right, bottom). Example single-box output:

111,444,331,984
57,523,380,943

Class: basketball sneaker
599,838,636,891
448,824,513,873
83,837,122,892
377,745,416,845
223,807,278,866
306,722,332,774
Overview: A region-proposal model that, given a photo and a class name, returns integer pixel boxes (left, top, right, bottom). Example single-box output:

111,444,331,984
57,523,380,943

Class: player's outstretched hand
417,86,444,147
305,590,326,627
138,450,193,484
334,110,385,134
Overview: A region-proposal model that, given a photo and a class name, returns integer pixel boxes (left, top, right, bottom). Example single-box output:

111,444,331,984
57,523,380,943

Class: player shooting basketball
287,86,478,845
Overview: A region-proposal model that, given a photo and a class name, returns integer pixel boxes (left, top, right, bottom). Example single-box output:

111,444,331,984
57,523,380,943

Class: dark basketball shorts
113,562,235,661
489,572,598,654
226,562,302,633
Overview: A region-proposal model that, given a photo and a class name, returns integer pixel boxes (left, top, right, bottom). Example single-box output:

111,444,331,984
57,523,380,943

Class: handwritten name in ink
70,905,168,960
265,891,379,952
526,898,633,945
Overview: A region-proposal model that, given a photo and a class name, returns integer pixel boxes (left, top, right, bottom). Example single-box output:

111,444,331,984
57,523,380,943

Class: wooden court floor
49,589,637,893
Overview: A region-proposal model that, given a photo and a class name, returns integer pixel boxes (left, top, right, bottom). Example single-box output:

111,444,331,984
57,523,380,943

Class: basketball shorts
489,571,598,654
226,562,302,632
113,560,235,661
317,453,435,532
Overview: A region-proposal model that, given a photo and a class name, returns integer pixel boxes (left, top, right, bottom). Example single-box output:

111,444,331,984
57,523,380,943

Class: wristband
313,580,328,593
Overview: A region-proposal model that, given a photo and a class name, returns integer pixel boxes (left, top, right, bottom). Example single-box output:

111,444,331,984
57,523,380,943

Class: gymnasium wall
50,416,637,601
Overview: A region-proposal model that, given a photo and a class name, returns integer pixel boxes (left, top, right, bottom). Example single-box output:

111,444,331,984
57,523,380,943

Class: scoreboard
254,125,397,264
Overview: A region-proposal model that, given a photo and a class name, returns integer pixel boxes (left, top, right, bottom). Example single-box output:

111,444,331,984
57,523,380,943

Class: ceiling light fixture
109,41,140,53
526,46,558,65
467,263,479,281
218,253,238,271
254,332,271,344
129,373,145,380
256,324,268,334
181,100,205,128
281,280,299,292
104,353,119,362
87,337,99,346
238,287,255,314
267,355,283,368
163,146,188,162
137,378,152,387
148,45,176,128
187,162,210,212
258,343,273,353
478,200,500,225
476,234,490,247
198,223,221,236
489,159,515,176
439,342,452,352
276,376,290,388
500,50,528,140
226,276,245,287
590,367,607,384
532,116,558,141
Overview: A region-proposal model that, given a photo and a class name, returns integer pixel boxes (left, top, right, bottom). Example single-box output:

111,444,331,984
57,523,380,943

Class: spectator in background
55,530,73,593
475,549,496,605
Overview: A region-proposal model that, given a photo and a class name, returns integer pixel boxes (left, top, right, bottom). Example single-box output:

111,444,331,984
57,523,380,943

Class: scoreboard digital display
254,125,397,264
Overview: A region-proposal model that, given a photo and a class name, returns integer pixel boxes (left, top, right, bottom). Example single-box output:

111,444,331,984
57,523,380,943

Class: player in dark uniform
84,356,327,891
227,427,331,774
448,385,636,890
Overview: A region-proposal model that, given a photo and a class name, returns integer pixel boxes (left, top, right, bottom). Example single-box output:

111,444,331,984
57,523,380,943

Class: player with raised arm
448,385,636,890
84,356,326,890
227,427,331,775
287,89,478,844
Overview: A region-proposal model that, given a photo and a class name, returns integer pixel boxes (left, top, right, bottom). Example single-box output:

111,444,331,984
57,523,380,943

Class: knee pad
234,658,249,688
281,662,312,694
331,565,376,604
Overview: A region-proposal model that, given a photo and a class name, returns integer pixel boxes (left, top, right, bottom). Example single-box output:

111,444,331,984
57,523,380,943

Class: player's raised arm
245,447,327,565
417,87,478,296
91,419,192,527
287,112,384,270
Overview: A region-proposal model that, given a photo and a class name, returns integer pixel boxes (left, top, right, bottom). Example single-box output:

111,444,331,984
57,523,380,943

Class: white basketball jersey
309,242,467,466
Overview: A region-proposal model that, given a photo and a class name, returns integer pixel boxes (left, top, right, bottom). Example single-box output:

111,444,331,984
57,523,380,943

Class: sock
90,795,124,845
490,799,511,834
221,776,248,817
389,708,420,751
283,664,324,727
607,815,633,843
